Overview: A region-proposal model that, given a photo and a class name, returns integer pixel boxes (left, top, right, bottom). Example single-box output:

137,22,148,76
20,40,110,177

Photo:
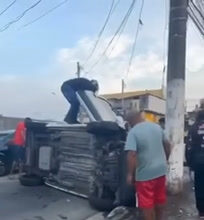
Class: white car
20,91,135,211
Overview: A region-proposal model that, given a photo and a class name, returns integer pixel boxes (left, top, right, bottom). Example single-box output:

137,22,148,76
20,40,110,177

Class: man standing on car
187,110,204,218
125,111,171,220
61,78,99,124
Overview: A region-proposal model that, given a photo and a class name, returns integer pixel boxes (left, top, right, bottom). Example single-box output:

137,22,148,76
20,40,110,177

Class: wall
147,95,166,115
108,95,165,116
0,115,24,131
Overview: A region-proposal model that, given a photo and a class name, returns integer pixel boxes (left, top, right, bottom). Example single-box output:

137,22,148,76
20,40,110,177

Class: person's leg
194,167,204,216
136,180,156,220
154,176,167,220
9,146,19,178
142,208,156,220
61,85,80,123
65,100,80,123
18,147,25,173
155,204,165,220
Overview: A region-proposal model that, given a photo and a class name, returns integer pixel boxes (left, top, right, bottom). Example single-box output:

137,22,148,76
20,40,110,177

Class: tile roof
102,89,164,100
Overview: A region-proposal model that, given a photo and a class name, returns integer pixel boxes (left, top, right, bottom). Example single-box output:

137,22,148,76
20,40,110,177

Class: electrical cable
84,0,116,64
0,0,42,32
188,0,204,36
126,0,144,77
20,0,69,29
88,0,137,72
188,5,204,36
0,0,17,16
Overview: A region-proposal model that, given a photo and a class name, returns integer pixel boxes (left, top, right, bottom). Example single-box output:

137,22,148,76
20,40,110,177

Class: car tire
87,121,120,135
19,174,44,186
89,195,116,212
0,155,10,176
88,177,116,211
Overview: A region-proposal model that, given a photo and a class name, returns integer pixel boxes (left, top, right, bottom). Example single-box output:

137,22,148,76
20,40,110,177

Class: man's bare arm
163,140,171,161
127,151,137,183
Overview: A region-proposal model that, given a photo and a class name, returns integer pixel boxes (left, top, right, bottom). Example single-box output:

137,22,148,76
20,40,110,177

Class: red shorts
135,176,166,209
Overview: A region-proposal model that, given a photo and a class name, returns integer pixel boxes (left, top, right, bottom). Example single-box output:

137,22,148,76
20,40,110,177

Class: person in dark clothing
61,78,99,124
187,110,204,218
159,117,165,130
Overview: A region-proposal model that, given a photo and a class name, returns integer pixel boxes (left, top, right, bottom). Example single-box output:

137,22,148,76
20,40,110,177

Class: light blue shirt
125,122,167,181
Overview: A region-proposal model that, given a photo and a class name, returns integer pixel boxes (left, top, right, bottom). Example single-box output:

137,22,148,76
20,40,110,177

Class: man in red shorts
125,111,171,220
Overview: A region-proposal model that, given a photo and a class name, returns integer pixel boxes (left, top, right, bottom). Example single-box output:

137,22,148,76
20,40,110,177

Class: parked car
0,130,15,176
20,91,135,211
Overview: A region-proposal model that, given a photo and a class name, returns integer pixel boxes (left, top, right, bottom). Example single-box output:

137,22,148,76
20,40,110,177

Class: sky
0,0,203,120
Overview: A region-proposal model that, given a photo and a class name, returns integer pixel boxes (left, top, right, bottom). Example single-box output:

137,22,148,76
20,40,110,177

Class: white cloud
0,30,204,119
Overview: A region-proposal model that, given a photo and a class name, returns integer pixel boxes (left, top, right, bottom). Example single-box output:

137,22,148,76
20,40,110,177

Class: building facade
102,89,165,122
0,115,24,131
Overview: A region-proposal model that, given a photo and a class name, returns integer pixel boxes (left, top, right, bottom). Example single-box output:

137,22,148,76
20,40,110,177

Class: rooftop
102,89,164,100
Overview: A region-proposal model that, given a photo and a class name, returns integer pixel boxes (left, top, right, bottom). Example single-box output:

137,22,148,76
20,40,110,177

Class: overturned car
20,91,135,211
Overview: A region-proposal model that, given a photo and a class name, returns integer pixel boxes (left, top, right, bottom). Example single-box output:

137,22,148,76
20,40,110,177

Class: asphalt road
0,176,97,220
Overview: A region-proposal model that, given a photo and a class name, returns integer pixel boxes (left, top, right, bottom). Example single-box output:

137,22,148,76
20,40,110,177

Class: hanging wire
88,0,137,72
20,0,69,29
126,0,144,77
0,0,17,17
0,0,42,32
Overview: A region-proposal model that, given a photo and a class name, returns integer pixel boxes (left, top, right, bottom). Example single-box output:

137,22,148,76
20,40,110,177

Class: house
0,115,24,131
102,89,165,122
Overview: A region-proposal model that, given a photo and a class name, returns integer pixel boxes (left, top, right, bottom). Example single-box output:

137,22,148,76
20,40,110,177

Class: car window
0,133,14,146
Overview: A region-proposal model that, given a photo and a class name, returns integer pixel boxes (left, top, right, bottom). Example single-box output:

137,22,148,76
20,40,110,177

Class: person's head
159,117,165,129
91,79,99,92
125,110,144,128
24,117,32,125
196,110,204,122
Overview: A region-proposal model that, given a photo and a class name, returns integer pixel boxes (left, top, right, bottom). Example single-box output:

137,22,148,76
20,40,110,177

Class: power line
126,0,144,77
189,17,204,44
188,0,204,37
188,5,204,36
107,1,136,57
190,0,204,22
0,0,17,16
84,0,116,65
0,0,42,32
20,0,69,29
88,0,137,72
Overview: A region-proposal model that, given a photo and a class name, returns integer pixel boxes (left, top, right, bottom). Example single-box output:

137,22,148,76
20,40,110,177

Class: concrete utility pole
121,79,125,114
76,62,81,78
166,0,188,194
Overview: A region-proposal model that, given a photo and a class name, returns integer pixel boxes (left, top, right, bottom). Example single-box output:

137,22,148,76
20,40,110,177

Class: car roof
0,130,15,135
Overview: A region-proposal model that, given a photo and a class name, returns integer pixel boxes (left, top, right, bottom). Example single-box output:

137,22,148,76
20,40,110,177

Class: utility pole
76,62,81,78
166,0,188,194
121,79,125,115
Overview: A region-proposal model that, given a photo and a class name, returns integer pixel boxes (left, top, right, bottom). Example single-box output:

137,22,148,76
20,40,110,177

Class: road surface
0,176,97,220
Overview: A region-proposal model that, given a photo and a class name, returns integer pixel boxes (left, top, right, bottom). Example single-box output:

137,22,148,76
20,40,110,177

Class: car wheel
87,121,120,135
19,174,44,186
0,155,9,176
89,177,116,212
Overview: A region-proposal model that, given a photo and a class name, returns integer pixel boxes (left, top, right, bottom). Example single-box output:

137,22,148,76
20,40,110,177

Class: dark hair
91,80,99,91
25,117,32,123
196,110,204,121
159,117,165,124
